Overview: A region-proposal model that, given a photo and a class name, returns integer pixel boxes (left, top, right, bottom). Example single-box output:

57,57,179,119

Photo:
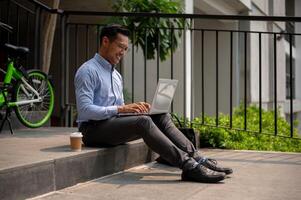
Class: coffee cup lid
70,132,83,138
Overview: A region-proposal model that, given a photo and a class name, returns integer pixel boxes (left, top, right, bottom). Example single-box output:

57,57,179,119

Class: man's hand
118,102,151,113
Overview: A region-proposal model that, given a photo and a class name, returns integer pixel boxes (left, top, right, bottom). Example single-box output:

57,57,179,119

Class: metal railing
1,0,300,139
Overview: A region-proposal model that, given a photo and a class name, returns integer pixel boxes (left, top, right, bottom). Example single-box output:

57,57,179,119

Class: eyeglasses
113,41,129,52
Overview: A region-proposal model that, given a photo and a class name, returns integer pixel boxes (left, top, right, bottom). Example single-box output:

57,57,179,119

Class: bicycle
0,23,54,134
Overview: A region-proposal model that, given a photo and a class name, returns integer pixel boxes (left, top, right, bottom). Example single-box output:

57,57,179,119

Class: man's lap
79,114,168,146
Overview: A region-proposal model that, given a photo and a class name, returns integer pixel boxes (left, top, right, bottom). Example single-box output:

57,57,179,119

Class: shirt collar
94,53,114,71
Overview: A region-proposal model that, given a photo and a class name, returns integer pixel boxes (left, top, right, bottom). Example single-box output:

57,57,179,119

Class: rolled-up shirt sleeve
75,67,118,121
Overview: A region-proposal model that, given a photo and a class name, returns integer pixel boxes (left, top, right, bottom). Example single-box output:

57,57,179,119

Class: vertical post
244,32,247,130
230,31,233,128
16,6,19,45
69,105,74,127
0,5,2,43
157,26,160,82
86,24,89,60
75,25,78,69
6,0,10,43
60,14,66,126
216,30,219,127
26,11,30,66
184,22,192,120
170,27,174,112
64,20,70,126
6,0,10,22
259,33,262,133
34,6,41,69
184,0,193,121
190,19,194,121
184,23,192,121
96,25,100,52
131,26,135,103
273,33,278,136
201,29,204,125
289,34,293,138
144,28,147,103
183,27,186,122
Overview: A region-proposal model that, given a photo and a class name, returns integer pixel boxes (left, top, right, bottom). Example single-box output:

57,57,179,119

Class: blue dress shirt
74,53,124,123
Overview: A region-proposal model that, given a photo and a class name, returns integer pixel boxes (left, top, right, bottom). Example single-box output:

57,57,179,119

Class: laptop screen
150,79,178,114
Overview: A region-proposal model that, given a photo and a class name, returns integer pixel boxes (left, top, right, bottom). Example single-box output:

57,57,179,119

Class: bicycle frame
0,59,42,108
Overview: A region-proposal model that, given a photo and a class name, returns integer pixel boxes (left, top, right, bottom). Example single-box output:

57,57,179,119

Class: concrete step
0,127,156,200
31,150,301,200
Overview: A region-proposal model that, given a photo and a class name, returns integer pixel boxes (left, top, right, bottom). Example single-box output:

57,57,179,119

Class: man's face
102,33,129,65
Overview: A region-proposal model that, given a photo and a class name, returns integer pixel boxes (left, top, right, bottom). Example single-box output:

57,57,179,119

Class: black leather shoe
182,163,226,183
199,158,233,175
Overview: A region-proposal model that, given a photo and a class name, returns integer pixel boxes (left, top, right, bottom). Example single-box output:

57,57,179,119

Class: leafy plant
112,0,187,61
123,88,132,104
175,104,301,152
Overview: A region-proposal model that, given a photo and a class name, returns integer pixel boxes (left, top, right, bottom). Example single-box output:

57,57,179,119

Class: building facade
190,0,300,131
1,0,299,132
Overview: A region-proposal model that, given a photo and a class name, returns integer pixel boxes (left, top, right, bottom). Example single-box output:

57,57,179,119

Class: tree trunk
41,0,60,74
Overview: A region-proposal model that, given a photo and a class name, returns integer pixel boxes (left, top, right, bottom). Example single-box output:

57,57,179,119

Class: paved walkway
0,128,155,200
31,149,301,200
0,127,78,171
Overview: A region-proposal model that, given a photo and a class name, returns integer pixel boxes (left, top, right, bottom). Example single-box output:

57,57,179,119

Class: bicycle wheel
14,70,54,128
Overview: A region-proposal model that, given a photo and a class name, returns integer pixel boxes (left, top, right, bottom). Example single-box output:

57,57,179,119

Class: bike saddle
4,43,29,57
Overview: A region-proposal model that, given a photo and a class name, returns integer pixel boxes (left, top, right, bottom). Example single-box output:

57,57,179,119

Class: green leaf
111,0,187,61
189,103,301,152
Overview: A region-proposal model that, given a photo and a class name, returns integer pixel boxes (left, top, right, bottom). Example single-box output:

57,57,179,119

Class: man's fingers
137,102,150,112
123,103,150,113
132,108,140,113
133,103,145,113
137,105,146,113
144,103,151,110
128,104,143,113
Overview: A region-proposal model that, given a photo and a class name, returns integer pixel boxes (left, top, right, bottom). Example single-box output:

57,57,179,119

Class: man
75,24,233,183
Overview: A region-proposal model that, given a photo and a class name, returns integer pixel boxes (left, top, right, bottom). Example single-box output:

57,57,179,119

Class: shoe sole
181,173,225,183
225,170,233,175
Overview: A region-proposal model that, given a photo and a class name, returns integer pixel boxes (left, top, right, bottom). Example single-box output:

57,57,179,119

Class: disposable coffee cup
70,132,83,151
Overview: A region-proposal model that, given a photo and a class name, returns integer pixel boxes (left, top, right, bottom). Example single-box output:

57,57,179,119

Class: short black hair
99,24,130,45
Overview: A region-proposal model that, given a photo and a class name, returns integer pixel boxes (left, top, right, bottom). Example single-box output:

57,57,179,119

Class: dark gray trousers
79,113,198,169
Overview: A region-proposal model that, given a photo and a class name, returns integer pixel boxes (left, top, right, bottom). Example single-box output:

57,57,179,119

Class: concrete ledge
0,128,156,200
0,161,54,200
54,141,155,190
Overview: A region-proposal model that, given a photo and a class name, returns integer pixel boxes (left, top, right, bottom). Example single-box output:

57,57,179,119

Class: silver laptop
118,79,178,116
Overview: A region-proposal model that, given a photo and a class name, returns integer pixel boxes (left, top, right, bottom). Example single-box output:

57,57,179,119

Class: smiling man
74,24,232,183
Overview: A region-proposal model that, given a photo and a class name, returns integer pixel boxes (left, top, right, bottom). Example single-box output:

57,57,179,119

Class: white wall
252,0,269,14
193,13,239,117
192,0,290,118
247,1,287,116
249,21,271,106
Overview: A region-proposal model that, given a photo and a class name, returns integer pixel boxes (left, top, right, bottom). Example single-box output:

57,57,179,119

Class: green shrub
189,104,301,152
